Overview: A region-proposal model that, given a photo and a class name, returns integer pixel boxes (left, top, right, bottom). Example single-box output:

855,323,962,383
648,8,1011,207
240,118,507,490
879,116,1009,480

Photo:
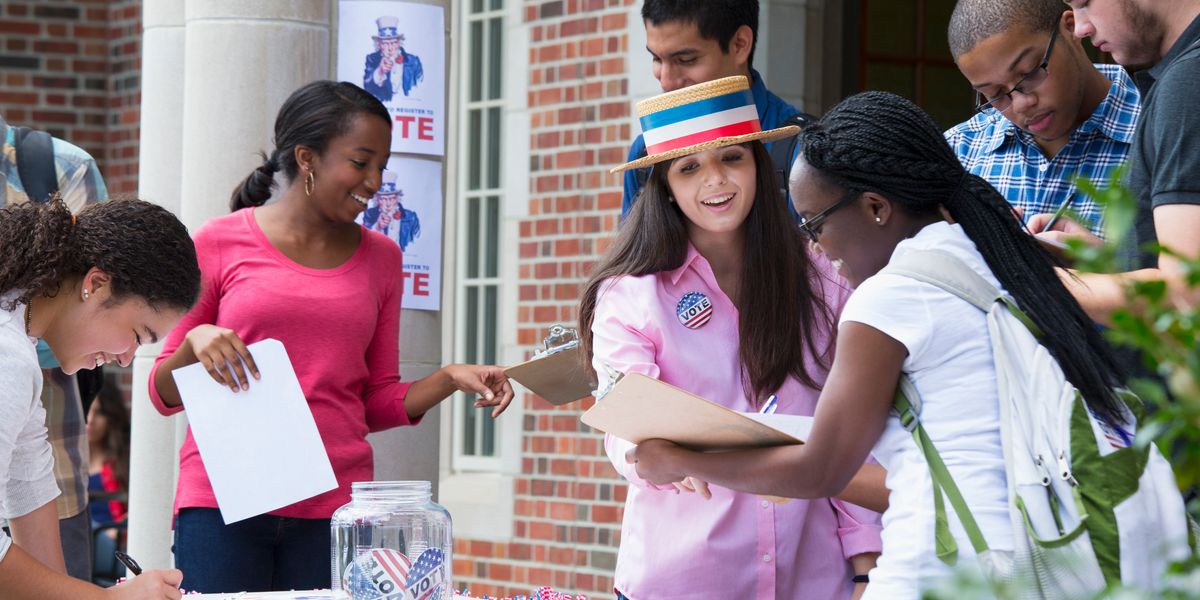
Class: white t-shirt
840,222,1012,599
0,295,59,564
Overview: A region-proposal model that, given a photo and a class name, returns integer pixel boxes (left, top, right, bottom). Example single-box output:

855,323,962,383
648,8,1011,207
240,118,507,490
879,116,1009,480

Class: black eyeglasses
974,27,1059,113
798,192,859,243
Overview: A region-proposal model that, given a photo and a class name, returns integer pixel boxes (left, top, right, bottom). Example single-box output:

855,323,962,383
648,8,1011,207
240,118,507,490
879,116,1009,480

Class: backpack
11,125,59,204
884,249,1193,598
633,111,816,201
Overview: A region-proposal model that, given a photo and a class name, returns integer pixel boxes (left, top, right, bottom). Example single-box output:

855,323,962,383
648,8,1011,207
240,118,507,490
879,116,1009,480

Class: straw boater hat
610,75,800,174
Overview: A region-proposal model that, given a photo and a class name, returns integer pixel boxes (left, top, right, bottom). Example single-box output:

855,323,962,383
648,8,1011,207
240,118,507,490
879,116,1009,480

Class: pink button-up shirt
592,245,882,600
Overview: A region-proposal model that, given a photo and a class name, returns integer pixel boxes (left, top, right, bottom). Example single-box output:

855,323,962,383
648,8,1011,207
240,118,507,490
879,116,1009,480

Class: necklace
24,300,32,337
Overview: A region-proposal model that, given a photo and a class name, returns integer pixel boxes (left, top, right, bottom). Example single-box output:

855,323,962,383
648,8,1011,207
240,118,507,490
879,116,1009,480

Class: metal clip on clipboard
533,325,580,358
503,324,595,406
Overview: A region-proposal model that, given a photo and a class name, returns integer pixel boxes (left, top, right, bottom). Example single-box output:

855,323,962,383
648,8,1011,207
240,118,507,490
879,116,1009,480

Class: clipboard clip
534,324,580,358
592,362,625,401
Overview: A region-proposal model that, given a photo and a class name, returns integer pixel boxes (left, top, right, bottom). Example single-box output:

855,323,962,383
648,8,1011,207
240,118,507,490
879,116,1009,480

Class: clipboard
504,325,595,406
580,373,811,451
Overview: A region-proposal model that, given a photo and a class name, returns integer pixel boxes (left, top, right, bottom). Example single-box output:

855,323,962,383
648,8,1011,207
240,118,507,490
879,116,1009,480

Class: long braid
801,91,1126,423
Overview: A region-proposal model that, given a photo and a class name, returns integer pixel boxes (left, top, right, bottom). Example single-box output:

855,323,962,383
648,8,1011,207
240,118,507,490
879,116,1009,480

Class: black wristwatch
852,574,869,584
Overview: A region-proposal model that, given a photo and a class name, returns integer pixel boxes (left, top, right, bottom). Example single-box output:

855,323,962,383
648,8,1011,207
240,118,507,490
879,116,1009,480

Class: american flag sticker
343,548,415,600
1086,404,1134,456
405,548,446,600
676,291,713,329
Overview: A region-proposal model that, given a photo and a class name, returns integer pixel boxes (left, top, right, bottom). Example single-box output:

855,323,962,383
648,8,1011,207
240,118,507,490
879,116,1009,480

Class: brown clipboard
503,325,595,406
580,373,810,451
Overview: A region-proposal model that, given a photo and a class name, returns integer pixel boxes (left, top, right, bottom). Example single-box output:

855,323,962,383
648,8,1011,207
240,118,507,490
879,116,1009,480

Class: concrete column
179,0,332,228
128,0,187,570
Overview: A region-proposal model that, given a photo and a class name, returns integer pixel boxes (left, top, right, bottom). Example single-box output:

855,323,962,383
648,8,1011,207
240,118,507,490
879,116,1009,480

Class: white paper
740,413,814,443
172,338,337,524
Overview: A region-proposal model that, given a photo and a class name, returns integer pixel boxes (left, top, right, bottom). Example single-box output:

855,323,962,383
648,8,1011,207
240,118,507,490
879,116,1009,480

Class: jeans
174,507,330,593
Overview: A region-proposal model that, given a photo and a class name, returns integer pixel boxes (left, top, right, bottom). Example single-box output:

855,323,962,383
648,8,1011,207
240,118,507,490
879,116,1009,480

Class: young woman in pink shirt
149,81,514,594
578,76,883,600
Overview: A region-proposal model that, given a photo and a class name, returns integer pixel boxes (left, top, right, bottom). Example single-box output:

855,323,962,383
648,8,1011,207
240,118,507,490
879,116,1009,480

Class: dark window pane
462,395,477,455
865,0,916,57
490,0,502,11
866,63,916,100
467,197,480,278
470,21,483,102
922,65,974,130
486,196,500,277
468,110,482,190
924,0,955,57
487,107,501,189
484,286,497,365
488,17,503,100
472,0,483,13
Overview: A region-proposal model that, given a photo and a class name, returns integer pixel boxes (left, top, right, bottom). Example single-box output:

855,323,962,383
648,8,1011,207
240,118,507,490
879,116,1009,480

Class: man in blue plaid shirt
945,0,1139,239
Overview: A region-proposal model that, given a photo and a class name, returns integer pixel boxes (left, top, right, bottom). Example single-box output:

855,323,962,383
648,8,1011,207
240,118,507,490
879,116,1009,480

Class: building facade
2,1,972,598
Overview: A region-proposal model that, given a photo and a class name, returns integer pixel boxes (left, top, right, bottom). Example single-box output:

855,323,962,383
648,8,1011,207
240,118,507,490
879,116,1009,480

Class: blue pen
760,394,778,415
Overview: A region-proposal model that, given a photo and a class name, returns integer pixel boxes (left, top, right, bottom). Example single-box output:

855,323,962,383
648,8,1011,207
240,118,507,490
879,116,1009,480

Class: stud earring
875,217,882,225
82,289,90,300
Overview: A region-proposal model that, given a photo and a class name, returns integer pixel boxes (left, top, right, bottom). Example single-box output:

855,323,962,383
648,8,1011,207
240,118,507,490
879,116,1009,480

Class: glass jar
331,481,453,600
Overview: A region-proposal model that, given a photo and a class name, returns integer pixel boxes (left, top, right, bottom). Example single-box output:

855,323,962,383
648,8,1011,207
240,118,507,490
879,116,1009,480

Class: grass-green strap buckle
895,384,991,566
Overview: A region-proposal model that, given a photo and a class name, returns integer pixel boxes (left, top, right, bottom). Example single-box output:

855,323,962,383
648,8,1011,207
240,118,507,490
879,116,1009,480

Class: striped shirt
0,117,107,520
945,64,1140,236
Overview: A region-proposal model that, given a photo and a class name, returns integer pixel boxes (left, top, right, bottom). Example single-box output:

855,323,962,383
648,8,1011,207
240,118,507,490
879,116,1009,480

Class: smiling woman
0,198,197,600
148,80,516,595
577,76,884,600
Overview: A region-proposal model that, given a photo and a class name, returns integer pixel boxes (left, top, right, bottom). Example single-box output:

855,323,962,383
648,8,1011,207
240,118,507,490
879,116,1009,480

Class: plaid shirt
0,116,107,519
945,64,1140,236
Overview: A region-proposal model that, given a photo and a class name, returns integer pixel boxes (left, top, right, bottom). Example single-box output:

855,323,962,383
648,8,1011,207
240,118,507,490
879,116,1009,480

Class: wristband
852,574,869,584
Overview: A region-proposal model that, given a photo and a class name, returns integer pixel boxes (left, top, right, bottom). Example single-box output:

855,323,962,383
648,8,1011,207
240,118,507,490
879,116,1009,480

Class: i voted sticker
405,548,446,600
676,291,713,329
343,548,415,600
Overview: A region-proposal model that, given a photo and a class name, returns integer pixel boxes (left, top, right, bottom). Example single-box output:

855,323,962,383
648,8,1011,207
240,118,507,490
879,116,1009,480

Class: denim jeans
174,507,330,593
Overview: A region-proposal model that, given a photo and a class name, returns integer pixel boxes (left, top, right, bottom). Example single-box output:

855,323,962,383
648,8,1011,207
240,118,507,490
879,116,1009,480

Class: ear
862,192,893,226
81,267,112,299
730,25,753,67
1060,10,1075,35
294,145,318,173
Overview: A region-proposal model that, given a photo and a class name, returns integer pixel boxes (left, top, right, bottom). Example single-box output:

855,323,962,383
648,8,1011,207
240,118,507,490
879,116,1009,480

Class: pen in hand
1040,195,1077,233
114,549,142,576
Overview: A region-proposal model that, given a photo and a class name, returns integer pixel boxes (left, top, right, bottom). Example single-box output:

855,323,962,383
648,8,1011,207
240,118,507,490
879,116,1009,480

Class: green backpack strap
894,376,991,565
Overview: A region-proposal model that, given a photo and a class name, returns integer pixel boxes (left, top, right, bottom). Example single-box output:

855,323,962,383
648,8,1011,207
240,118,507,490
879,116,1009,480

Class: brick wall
0,0,142,195
451,1,635,598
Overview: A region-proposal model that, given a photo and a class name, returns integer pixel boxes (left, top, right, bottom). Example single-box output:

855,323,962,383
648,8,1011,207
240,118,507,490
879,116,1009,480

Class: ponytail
230,152,280,211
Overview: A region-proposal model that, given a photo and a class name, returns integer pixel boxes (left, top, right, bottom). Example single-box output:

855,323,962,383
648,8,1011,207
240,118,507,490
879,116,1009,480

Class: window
857,0,972,129
453,0,505,471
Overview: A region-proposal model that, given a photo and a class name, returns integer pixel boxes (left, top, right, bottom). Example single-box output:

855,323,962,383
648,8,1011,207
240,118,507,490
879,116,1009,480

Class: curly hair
798,91,1126,424
230,80,392,211
0,198,200,313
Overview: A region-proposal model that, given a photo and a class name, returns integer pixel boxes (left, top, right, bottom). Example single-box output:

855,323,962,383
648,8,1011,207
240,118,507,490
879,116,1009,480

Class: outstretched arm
629,322,902,502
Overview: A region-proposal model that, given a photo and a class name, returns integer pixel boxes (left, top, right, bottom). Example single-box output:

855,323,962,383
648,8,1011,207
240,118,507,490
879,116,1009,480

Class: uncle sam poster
356,156,444,311
338,1,446,156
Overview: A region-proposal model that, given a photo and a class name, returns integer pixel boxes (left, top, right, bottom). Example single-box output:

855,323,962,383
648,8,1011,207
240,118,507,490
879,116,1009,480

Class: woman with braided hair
149,80,514,593
0,198,198,599
629,91,1130,597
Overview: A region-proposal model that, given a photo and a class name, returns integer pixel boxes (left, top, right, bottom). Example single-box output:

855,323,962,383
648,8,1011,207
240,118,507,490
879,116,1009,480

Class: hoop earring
305,170,315,197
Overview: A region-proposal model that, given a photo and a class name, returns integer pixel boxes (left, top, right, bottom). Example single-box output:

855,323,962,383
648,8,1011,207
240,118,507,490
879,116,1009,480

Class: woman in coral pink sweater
150,81,513,594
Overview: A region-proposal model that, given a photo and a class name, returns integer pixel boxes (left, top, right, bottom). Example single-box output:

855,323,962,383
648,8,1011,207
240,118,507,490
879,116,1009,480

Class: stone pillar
127,0,187,570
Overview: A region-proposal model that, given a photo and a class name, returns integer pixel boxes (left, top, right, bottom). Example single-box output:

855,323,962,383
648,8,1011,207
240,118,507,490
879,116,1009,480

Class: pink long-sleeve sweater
149,208,417,519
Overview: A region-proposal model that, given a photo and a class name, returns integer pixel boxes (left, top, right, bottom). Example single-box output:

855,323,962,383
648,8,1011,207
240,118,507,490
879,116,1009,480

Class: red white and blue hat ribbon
640,88,761,156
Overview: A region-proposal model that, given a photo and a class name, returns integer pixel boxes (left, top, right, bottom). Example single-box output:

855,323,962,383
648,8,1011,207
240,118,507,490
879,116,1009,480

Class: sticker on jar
343,548,415,600
405,548,446,600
